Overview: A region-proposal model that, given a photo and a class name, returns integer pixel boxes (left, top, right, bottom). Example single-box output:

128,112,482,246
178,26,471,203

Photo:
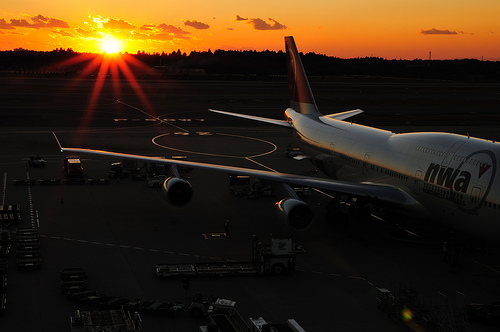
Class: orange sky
1,0,499,60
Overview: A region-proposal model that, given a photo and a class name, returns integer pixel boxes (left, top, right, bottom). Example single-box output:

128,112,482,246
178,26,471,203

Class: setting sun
100,36,123,54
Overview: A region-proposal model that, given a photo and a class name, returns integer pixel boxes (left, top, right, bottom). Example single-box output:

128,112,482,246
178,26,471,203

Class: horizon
3,46,499,62
1,1,499,61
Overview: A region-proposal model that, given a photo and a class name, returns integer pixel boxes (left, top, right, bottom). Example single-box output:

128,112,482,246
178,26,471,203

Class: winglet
52,132,64,152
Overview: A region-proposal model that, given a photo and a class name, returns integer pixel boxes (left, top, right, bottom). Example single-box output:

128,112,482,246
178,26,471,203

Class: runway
1,77,500,331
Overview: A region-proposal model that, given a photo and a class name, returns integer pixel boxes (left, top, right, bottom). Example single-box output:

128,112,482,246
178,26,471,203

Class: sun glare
100,36,123,54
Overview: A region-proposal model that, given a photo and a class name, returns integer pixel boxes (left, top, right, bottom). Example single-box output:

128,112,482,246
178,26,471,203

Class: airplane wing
53,132,420,209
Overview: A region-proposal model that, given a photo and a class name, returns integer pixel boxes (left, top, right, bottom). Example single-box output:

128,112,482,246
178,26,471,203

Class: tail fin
285,36,321,117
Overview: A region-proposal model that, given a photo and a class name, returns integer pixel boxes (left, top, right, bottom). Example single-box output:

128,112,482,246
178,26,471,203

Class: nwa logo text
424,163,471,192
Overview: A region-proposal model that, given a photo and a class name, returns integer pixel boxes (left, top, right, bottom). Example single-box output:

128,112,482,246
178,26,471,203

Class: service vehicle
156,236,305,278
188,294,236,318
107,161,131,179
28,155,46,167
60,267,88,294
64,155,84,177
16,228,41,270
147,175,167,188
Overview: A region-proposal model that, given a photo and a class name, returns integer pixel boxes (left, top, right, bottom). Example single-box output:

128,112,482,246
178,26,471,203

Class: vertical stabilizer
285,36,321,117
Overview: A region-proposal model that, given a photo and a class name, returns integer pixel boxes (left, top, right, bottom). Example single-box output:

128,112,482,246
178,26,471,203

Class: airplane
54,36,500,242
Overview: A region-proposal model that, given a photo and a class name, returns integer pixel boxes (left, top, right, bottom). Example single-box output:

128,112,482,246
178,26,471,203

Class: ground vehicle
16,228,41,270
156,236,305,277
64,155,84,177
28,155,46,167
147,175,167,188
60,267,88,294
229,176,273,198
188,294,236,318
107,162,130,179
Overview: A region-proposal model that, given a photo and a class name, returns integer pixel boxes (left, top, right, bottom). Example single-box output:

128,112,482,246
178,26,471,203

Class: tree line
0,48,499,82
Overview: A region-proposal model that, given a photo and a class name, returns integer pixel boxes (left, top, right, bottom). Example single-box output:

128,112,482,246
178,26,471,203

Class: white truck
64,156,84,177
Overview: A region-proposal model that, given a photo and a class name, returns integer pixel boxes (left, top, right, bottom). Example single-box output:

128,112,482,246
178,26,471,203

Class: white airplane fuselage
287,107,500,240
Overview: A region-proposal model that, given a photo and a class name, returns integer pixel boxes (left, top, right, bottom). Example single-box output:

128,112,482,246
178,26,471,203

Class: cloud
236,16,287,30
51,29,73,37
184,20,210,30
419,28,462,35
0,18,15,29
31,14,69,28
139,23,190,40
158,24,190,39
139,24,155,31
83,17,193,42
75,27,99,38
3,14,69,29
103,18,135,30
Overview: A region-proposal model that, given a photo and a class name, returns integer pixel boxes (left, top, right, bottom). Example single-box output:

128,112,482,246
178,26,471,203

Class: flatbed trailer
156,236,305,278
157,262,257,278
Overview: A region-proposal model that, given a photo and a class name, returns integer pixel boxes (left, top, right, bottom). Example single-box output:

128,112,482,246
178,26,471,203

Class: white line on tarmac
2,172,6,205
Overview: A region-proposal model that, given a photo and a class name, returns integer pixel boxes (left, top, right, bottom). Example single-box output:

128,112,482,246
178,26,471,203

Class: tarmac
1,76,500,331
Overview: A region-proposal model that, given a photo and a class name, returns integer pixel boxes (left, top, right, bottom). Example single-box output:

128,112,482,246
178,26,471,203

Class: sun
100,36,123,54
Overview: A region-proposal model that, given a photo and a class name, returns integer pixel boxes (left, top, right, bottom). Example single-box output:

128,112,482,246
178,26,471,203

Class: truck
64,156,84,178
247,317,306,332
188,294,237,318
156,236,305,278
147,175,167,188
107,160,144,179
28,155,46,168
229,176,273,198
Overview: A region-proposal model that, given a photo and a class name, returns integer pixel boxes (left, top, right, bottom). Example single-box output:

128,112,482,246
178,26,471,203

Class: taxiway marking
1,172,6,205
38,234,385,290
117,100,189,132
38,234,224,261
151,132,277,160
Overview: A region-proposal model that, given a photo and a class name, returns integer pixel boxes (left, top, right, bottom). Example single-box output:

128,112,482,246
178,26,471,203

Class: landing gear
324,194,349,228
325,195,372,228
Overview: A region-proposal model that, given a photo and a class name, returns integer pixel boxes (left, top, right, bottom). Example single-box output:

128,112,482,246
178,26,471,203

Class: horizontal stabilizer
323,109,364,121
209,109,291,128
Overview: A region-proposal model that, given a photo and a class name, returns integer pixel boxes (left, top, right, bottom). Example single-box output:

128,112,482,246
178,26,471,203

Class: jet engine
275,198,312,231
162,177,193,206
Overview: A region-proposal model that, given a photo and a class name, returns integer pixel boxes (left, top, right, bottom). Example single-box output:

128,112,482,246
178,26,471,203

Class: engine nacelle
162,177,193,206
275,198,312,231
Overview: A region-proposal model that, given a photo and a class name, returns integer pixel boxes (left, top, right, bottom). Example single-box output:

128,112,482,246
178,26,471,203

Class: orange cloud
139,24,155,31
419,28,465,35
51,29,73,37
236,16,287,31
103,18,135,30
2,14,69,29
0,18,15,29
184,20,210,30
140,23,190,40
75,27,100,38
